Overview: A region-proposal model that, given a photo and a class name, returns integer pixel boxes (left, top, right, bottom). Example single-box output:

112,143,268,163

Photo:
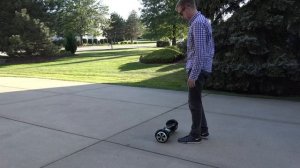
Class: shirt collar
189,12,201,26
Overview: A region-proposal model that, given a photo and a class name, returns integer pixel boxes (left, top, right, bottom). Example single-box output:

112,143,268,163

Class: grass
140,48,183,64
1,47,299,101
0,47,188,91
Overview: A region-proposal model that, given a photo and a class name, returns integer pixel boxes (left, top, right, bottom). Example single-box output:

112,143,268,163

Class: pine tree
207,0,300,95
6,9,59,57
126,10,142,43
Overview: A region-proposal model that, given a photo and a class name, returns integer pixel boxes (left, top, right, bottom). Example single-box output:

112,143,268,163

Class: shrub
140,48,184,64
64,33,77,54
93,39,98,44
206,62,300,96
156,41,170,47
167,46,181,52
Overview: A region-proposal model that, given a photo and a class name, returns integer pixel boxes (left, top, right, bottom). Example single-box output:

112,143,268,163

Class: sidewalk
0,77,299,168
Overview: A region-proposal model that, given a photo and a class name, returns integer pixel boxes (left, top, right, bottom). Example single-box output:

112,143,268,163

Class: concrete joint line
40,140,103,168
104,102,188,141
0,115,104,168
105,141,219,168
0,94,63,106
72,94,179,108
0,115,101,141
40,103,190,168
66,85,114,94
38,103,189,168
207,110,300,126
0,84,113,105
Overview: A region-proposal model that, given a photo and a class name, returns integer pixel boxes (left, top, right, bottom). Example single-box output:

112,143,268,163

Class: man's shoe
201,132,209,138
178,135,201,144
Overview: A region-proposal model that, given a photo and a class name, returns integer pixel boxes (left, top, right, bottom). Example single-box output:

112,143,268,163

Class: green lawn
0,47,188,91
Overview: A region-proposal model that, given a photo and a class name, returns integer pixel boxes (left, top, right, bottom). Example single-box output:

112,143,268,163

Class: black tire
155,129,169,143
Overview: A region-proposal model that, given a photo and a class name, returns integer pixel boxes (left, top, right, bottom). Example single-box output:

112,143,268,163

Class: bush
64,33,77,54
166,46,181,52
93,39,98,44
156,41,170,47
140,48,184,64
206,62,300,96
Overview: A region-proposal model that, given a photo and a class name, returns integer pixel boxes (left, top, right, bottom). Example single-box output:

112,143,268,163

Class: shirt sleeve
189,23,207,81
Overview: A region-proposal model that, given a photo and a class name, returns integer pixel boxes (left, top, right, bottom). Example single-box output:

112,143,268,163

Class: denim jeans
188,70,210,138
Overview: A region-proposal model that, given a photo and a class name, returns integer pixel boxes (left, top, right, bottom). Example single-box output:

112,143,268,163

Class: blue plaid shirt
186,12,215,80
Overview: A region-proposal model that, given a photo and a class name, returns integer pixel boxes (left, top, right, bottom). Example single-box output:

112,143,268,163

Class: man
176,0,215,143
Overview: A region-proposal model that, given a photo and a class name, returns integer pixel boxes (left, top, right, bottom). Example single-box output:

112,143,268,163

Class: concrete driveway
0,77,299,168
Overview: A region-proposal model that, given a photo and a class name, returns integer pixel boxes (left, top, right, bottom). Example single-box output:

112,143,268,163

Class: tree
125,10,143,43
206,0,300,95
195,0,246,24
58,0,108,45
0,0,59,57
141,0,187,45
103,13,126,43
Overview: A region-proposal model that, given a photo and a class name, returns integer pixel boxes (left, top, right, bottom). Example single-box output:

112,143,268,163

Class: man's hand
187,78,196,88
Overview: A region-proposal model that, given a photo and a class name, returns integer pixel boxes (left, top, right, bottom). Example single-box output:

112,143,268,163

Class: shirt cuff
189,71,200,81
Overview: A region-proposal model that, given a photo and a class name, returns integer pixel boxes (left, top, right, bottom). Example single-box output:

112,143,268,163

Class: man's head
176,0,197,20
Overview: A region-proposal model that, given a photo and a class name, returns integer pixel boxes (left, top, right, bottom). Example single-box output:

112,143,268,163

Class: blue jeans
188,70,210,138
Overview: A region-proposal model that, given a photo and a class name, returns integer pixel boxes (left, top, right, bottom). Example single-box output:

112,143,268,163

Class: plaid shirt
186,12,215,80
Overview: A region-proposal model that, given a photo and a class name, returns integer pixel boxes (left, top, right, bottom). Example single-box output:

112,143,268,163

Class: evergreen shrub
206,0,300,96
64,33,77,54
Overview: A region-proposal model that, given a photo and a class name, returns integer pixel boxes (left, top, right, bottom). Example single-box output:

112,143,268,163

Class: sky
102,0,143,19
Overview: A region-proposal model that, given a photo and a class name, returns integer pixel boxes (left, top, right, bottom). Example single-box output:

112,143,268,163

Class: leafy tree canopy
55,0,108,45
103,13,126,42
140,0,187,45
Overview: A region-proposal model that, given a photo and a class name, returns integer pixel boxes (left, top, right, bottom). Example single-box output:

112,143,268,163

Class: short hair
176,0,196,9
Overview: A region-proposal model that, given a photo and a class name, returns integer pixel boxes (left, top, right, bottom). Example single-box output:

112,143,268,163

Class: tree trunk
80,35,83,46
172,24,177,46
